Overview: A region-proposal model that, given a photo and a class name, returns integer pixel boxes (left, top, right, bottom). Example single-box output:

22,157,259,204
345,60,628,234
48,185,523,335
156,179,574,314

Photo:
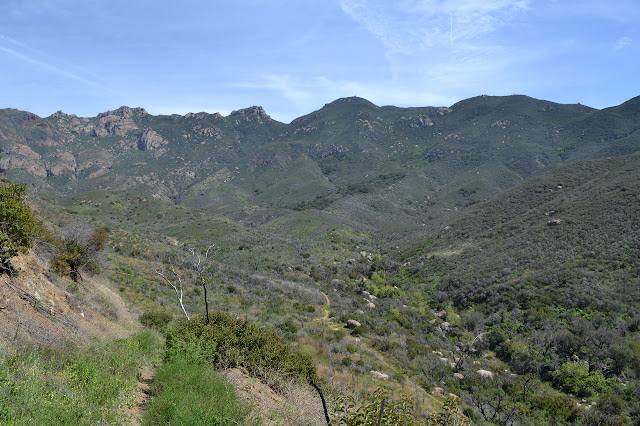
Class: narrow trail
124,365,155,425
321,291,331,320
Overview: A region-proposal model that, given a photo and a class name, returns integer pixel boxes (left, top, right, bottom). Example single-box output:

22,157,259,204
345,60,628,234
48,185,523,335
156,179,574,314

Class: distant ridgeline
0,94,638,237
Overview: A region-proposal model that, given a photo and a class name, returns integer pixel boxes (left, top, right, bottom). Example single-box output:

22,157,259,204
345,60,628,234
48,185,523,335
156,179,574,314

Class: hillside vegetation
1,94,639,424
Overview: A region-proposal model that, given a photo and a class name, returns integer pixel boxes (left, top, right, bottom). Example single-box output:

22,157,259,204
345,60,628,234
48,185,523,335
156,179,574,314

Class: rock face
92,106,146,137
0,144,47,178
410,115,433,127
46,152,76,176
137,129,168,151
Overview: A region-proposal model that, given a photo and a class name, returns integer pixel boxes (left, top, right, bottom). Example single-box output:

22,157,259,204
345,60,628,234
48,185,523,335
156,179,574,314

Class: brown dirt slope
0,251,137,351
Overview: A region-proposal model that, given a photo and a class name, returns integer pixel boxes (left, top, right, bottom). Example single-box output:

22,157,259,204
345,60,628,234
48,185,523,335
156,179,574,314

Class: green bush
529,392,581,424
554,362,609,397
334,389,466,425
140,310,173,331
164,313,318,387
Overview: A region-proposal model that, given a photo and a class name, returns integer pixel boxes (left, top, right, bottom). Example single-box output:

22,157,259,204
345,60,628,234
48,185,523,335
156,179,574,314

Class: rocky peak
330,96,378,107
184,112,223,120
49,111,78,119
93,107,144,137
229,106,271,123
97,106,148,119
21,112,41,124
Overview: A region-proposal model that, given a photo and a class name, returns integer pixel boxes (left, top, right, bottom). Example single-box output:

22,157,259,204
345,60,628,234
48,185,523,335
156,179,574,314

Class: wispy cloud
340,0,530,53
338,0,531,95
0,34,116,93
614,36,632,50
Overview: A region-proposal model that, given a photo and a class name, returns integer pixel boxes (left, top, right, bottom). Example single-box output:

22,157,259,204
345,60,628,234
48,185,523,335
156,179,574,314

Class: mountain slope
396,151,640,313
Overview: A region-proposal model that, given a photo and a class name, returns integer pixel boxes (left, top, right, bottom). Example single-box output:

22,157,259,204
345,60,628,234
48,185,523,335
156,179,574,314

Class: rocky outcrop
194,125,223,139
432,387,445,396
319,144,348,158
76,151,114,173
46,152,76,177
3,143,41,161
137,129,168,151
49,111,92,134
185,112,222,120
0,153,47,178
407,115,434,128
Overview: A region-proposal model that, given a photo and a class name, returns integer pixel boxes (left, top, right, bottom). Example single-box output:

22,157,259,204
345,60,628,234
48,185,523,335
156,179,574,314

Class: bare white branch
153,266,190,320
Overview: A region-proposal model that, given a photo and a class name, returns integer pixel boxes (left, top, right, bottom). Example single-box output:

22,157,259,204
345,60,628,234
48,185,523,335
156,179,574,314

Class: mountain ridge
1,93,638,239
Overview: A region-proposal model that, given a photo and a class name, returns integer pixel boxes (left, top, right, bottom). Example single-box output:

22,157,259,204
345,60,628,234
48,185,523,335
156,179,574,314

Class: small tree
51,223,108,281
0,178,41,271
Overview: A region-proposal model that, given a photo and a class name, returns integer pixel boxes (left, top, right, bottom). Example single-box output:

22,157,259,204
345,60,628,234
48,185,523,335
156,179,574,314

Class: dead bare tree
187,244,215,325
153,244,216,323
153,265,190,320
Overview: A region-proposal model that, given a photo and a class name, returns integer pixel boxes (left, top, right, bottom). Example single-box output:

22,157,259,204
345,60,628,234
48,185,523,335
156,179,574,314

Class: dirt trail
123,365,155,425
321,291,331,320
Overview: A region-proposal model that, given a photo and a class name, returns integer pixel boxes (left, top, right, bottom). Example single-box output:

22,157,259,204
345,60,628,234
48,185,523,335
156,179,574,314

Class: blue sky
1,0,638,123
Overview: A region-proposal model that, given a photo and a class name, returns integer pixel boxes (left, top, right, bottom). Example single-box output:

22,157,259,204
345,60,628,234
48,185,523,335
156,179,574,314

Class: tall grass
143,358,255,425
0,330,161,425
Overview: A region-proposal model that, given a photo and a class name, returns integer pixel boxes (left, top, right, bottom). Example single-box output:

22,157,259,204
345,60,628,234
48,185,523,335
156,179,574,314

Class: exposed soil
221,368,326,425
0,252,137,352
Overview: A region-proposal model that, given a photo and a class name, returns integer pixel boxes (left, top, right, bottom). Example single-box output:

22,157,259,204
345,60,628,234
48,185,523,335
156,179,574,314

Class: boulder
346,319,361,329
370,370,389,380
477,369,494,379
